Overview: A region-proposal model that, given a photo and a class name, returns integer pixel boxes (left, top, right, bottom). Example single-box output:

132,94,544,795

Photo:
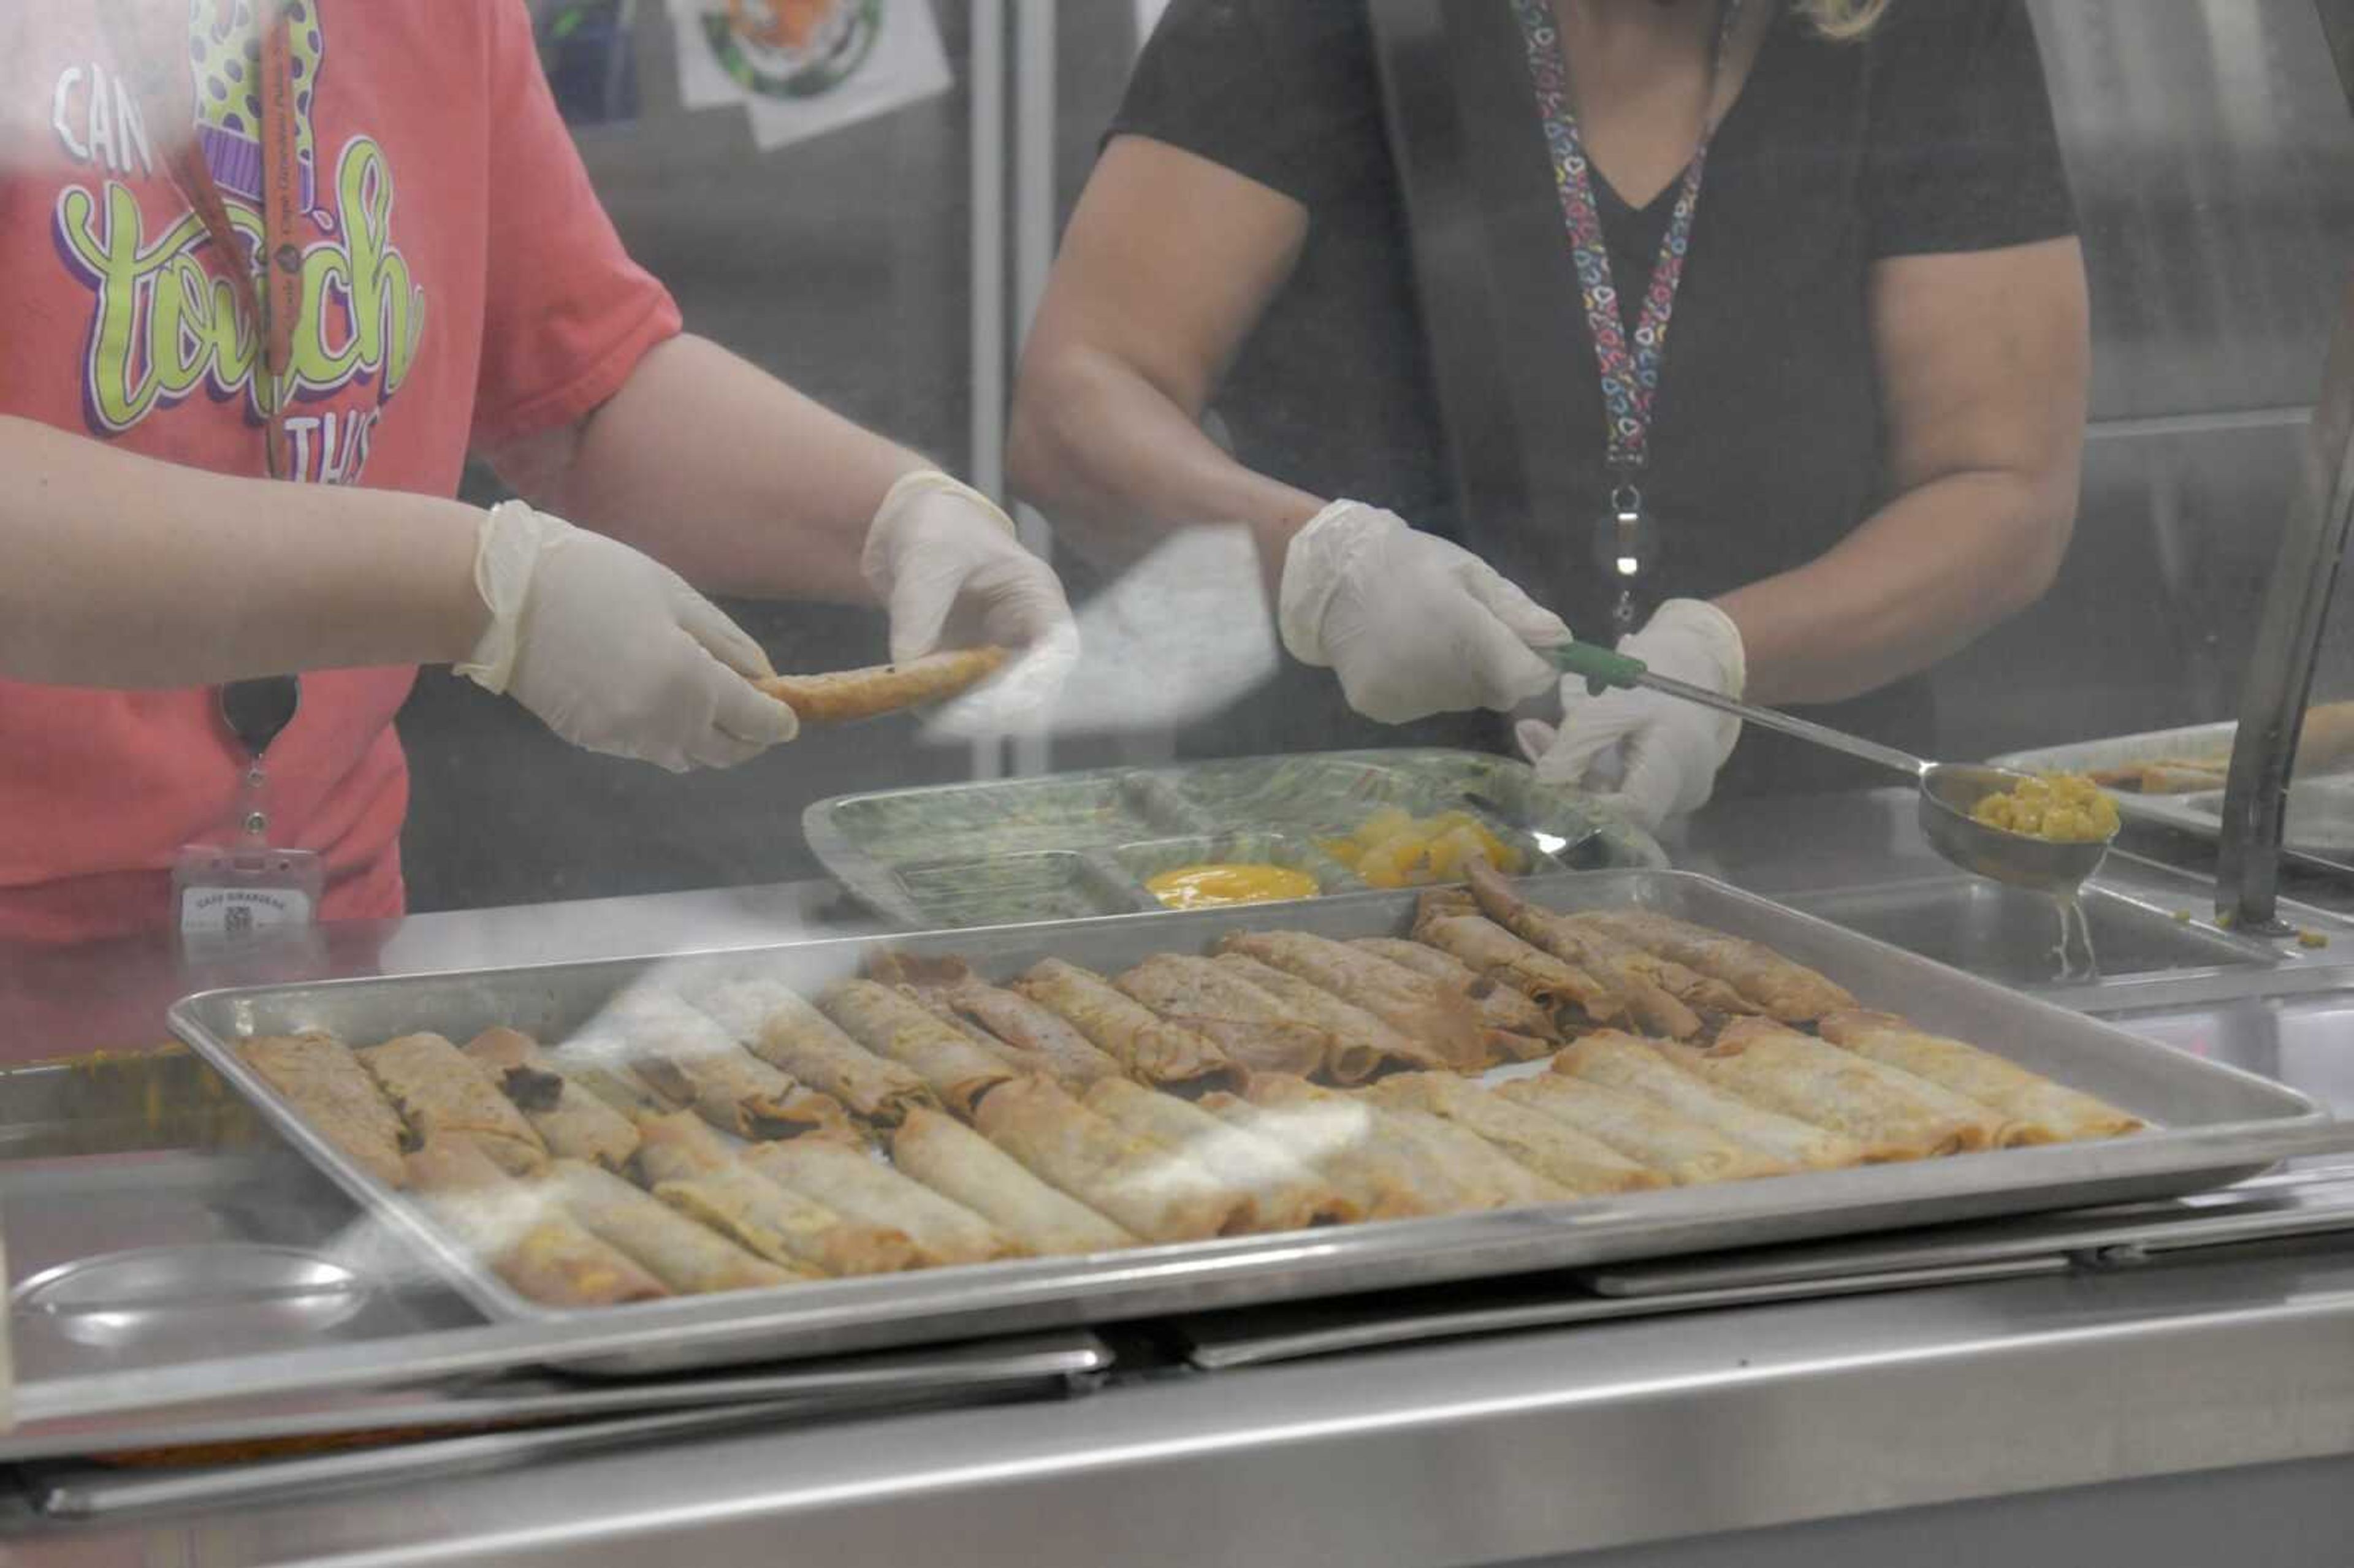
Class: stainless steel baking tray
1994,723,2354,857
168,870,2347,1374
804,748,1667,927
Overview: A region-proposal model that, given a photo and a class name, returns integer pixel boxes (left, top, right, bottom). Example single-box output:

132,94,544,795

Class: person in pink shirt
0,0,1075,943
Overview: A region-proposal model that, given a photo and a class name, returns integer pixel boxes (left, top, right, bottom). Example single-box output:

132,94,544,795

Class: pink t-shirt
0,1,682,943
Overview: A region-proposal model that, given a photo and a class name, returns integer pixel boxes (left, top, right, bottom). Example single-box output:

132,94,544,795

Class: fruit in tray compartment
1317,809,1527,889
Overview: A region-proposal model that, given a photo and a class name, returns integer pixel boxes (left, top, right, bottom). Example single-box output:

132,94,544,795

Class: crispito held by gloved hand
457,500,799,772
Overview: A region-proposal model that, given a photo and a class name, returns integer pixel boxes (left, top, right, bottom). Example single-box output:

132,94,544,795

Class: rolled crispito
1675,1018,2003,1160
239,1031,411,1190
1496,1073,1790,1185
362,1032,547,1178
406,1140,669,1307
550,1157,807,1293
1013,959,1236,1092
744,1136,1024,1266
1366,1073,1664,1195
1213,953,1449,1076
1216,930,1485,1071
818,980,1019,1117
1409,899,1636,1032
1571,910,1857,1022
972,1075,1253,1243
1115,954,1336,1080
940,978,1129,1089
1349,938,1561,1043
1553,1033,1864,1171
464,1027,642,1172
1453,869,1705,1037
634,1111,920,1276
693,976,938,1126
1083,1076,1357,1230
592,992,853,1142
1816,1010,2146,1145
888,1108,1138,1255
756,645,1009,723
1242,1074,1494,1212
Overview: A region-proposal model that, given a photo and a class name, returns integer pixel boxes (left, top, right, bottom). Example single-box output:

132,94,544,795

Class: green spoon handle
1544,640,1929,780
1546,640,1648,696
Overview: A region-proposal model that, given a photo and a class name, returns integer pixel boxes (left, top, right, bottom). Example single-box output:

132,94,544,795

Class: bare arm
0,416,486,689
1008,135,1327,573
1716,237,2090,706
480,333,931,605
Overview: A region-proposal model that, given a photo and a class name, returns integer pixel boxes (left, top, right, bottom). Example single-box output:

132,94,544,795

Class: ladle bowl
1916,762,2112,896
1548,643,2118,896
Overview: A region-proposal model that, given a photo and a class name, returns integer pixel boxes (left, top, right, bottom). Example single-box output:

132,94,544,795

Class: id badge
172,843,324,948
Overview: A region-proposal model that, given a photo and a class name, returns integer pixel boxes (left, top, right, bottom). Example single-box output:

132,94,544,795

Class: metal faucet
2217,272,2354,932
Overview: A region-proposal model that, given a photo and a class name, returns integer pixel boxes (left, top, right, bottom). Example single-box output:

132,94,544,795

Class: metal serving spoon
1548,642,2116,895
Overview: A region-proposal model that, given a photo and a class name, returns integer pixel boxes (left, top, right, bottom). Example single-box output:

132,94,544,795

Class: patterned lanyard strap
1510,0,1744,491
99,0,303,481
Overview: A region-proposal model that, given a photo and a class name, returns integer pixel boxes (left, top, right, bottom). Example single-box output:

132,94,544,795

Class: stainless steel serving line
10,789,2354,1564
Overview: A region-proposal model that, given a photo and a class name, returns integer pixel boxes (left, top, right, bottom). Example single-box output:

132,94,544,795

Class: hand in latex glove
457,501,798,772
863,471,1079,732
1279,501,1570,724
1515,598,1745,834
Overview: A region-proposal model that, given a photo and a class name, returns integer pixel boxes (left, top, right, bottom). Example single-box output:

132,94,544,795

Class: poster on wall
669,0,953,152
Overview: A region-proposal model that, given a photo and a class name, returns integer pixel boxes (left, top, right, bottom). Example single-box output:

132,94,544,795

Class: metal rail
2217,272,2354,930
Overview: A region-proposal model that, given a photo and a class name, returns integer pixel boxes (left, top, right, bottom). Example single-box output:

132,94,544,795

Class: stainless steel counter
13,1222,2354,1564
9,788,2354,1565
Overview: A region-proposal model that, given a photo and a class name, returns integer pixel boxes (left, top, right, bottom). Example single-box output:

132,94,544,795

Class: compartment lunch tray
805,748,1665,928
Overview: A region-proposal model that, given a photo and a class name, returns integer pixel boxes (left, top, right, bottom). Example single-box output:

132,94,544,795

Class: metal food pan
167,870,2347,1374
1994,725,2354,856
2168,778,2354,856
805,748,1664,927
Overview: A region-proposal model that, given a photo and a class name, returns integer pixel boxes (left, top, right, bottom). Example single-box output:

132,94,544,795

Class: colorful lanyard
97,0,302,481
97,0,307,797
1510,0,1744,628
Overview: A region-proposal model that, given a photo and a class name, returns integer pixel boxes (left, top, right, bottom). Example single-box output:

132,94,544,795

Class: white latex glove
1515,598,1745,834
456,501,798,772
1279,500,1570,724
863,470,1078,732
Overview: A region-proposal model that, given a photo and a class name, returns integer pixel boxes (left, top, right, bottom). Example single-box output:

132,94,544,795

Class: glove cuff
455,500,560,695
863,470,1018,596
1646,598,1748,701
1276,498,1375,667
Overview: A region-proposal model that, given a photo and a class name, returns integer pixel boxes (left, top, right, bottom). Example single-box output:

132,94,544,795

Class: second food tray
804,748,1666,927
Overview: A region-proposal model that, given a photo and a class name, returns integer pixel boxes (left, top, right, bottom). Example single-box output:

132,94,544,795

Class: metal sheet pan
168,870,2348,1374
1995,724,2354,857
802,748,1666,927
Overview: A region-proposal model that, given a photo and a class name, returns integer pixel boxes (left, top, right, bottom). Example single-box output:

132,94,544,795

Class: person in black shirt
1010,0,2087,831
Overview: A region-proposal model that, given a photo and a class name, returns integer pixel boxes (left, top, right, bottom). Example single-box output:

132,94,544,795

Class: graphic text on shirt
47,1,425,485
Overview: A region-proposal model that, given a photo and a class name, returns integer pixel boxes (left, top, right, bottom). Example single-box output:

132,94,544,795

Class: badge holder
172,677,324,951
1593,481,1658,640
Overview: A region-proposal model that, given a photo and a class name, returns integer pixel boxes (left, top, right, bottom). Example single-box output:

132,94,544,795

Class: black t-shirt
1104,0,2077,792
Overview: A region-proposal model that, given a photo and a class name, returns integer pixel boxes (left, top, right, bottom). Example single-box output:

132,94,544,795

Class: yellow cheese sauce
1145,863,1320,910
1970,773,2120,843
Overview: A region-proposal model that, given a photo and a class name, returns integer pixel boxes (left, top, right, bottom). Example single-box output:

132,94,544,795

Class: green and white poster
671,0,950,151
